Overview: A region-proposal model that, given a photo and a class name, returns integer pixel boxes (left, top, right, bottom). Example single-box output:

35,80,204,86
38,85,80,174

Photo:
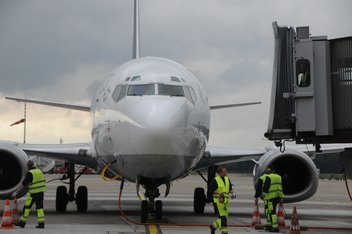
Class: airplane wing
196,143,352,170
16,142,98,169
5,97,90,112
210,101,261,110
194,145,268,170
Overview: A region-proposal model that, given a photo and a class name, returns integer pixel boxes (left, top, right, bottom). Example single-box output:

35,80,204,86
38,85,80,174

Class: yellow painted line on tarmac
145,224,162,234
149,224,158,234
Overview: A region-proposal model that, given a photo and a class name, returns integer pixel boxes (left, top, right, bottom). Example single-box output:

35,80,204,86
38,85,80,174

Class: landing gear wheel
193,187,206,214
141,200,148,223
56,186,68,212
155,200,162,220
76,186,88,212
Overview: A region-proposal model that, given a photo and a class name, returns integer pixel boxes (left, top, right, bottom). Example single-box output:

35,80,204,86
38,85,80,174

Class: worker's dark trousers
20,192,45,224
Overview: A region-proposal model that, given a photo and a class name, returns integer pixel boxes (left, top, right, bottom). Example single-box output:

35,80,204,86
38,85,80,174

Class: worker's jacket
259,174,268,198
28,168,46,194
265,173,284,200
213,176,230,204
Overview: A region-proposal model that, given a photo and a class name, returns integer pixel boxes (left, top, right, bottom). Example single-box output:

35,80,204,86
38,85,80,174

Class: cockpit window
188,87,197,103
158,84,184,96
112,85,128,103
171,76,181,82
130,76,141,81
183,86,193,103
128,84,155,96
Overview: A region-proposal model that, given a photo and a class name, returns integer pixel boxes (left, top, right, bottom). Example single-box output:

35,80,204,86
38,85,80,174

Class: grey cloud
0,0,351,146
0,0,132,93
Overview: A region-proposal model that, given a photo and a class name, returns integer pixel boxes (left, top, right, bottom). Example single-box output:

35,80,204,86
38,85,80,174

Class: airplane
0,0,348,222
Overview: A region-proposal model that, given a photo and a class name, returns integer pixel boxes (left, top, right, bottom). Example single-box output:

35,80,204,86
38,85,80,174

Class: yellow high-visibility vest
28,169,46,194
265,173,284,200
213,176,230,204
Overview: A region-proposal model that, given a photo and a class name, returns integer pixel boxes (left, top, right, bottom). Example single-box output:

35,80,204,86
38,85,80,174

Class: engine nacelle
253,148,318,203
0,141,28,199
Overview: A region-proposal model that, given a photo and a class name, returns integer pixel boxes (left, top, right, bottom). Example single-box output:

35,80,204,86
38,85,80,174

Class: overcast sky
0,0,351,147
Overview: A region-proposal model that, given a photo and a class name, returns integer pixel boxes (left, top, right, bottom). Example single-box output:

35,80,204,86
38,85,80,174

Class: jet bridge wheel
141,200,148,223
56,186,68,212
76,186,88,212
193,187,206,214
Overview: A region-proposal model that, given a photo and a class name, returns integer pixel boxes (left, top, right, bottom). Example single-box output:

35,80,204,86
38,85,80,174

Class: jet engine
0,141,28,199
253,148,318,203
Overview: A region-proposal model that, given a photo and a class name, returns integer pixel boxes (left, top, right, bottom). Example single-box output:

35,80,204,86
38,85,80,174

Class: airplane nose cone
120,97,195,156
131,97,189,130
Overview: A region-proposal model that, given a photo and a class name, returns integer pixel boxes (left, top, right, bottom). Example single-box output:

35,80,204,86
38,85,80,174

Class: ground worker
262,165,284,233
12,160,46,229
207,166,236,234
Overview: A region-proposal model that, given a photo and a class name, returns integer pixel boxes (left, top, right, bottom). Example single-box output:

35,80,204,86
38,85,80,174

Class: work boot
36,222,45,229
16,220,26,228
270,228,280,233
209,225,216,234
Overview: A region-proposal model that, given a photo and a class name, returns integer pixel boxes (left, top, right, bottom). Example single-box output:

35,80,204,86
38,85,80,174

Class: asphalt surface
0,173,351,233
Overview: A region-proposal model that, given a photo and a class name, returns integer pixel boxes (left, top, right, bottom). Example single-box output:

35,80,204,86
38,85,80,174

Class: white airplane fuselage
91,57,210,182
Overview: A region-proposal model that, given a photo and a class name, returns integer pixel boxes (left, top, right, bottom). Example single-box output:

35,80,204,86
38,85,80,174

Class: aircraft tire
76,186,88,212
193,187,206,214
56,186,68,212
141,200,148,223
155,200,162,220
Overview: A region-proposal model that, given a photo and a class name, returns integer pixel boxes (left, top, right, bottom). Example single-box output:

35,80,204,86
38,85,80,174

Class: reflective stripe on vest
265,173,284,200
29,169,46,194
213,176,230,203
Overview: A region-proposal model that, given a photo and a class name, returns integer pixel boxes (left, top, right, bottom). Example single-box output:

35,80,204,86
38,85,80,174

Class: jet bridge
265,22,352,145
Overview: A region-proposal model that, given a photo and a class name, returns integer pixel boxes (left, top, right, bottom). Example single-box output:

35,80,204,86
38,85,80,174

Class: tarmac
1,173,351,234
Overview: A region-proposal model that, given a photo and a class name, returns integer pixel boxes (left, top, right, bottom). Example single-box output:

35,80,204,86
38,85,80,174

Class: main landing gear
56,162,88,212
193,166,217,214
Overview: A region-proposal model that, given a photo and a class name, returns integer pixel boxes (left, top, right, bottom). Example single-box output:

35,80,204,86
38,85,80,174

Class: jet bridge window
128,84,155,96
112,85,128,102
296,59,311,87
158,84,184,97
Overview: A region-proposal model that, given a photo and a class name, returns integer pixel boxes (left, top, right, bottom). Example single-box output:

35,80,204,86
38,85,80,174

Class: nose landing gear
137,176,170,223
140,188,163,222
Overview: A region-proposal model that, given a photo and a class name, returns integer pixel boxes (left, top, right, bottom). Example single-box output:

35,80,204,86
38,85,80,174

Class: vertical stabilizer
132,0,140,59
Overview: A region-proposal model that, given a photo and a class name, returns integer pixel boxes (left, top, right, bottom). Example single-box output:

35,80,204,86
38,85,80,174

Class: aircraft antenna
132,0,140,59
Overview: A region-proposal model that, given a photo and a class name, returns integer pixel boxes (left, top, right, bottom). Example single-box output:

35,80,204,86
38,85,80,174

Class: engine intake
0,141,28,199
253,148,318,203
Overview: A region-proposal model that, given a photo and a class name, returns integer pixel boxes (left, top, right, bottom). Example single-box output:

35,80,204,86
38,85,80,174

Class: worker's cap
27,160,35,168
265,164,275,172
